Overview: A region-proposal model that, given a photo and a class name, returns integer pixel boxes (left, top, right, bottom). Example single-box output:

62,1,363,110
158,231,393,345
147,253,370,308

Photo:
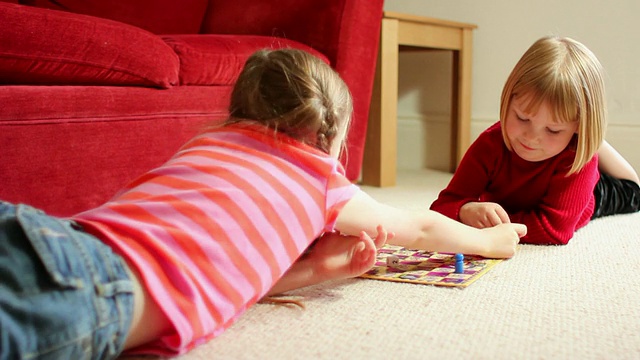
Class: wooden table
362,11,477,187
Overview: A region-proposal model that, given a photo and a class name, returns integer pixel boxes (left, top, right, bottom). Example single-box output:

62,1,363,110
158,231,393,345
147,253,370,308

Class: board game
360,244,502,288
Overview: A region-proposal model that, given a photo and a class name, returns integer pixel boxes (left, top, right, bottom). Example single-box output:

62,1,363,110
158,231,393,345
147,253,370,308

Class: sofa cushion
0,3,179,88
162,34,330,86
201,0,347,66
20,0,209,34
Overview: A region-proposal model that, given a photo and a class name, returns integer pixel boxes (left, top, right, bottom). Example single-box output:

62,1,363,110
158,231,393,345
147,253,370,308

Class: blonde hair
226,48,353,155
500,36,607,174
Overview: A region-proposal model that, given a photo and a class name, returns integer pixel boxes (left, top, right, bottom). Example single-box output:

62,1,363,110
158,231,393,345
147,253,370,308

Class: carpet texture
126,169,640,359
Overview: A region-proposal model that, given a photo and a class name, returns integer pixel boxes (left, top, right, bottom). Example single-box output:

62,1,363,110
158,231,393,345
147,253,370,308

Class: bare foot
265,225,391,296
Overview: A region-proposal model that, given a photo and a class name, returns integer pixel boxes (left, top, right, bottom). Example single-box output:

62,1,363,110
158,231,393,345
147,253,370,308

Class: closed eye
546,128,561,134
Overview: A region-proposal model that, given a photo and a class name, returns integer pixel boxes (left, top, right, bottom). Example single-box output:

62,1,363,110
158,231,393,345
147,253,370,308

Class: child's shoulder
484,121,502,135
473,121,504,147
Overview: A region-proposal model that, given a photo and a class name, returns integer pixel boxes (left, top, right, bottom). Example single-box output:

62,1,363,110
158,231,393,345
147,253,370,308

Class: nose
522,127,540,144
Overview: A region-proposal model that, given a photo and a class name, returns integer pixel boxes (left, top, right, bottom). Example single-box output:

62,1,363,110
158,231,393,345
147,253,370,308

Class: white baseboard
396,114,450,171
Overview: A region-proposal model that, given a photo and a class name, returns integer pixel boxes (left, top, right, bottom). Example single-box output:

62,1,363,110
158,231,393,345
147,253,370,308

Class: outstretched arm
335,191,526,259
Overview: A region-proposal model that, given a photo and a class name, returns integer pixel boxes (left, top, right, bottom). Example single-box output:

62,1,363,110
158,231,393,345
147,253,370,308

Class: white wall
385,0,640,173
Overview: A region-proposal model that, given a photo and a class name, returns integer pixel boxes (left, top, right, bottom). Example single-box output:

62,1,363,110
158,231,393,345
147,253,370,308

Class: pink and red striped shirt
73,124,359,355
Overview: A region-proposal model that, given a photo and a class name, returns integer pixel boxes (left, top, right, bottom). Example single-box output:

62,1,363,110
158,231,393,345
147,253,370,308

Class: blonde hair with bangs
499,36,607,175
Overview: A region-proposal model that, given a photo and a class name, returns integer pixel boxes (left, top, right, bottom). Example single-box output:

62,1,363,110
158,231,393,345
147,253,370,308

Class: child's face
505,94,578,162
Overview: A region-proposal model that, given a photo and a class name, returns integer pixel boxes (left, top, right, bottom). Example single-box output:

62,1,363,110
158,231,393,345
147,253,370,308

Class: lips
519,141,534,151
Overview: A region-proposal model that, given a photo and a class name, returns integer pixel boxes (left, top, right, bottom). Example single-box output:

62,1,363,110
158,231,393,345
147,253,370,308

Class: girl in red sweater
430,36,640,245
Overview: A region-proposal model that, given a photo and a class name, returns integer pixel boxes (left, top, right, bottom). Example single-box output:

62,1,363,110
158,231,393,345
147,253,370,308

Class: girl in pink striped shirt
1,48,526,359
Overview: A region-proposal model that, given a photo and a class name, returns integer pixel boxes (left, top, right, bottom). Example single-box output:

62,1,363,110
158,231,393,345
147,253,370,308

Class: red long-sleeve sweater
430,122,599,245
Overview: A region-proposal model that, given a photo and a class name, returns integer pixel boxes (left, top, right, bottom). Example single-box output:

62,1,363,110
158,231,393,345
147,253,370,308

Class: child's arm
508,157,599,245
430,126,498,221
335,191,527,258
265,226,389,296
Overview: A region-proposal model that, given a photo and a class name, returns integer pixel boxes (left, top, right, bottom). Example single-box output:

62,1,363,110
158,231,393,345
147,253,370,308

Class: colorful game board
360,244,502,288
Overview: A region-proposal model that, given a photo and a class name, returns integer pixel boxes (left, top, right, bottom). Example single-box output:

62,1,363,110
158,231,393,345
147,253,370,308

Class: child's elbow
520,234,573,246
550,238,571,246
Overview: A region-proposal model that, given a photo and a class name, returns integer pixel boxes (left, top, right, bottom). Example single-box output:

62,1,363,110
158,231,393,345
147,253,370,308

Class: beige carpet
131,169,640,359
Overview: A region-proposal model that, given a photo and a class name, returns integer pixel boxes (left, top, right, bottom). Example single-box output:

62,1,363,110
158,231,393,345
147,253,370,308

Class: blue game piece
454,253,464,274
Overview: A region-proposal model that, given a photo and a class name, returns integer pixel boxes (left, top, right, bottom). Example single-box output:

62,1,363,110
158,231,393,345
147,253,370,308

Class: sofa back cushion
19,0,208,34
201,0,346,66
162,34,329,86
0,3,179,88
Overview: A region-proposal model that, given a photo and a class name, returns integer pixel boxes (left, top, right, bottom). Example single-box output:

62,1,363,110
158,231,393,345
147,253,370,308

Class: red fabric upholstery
0,3,179,88
0,85,230,216
202,0,384,180
0,0,383,216
162,35,328,86
22,0,209,34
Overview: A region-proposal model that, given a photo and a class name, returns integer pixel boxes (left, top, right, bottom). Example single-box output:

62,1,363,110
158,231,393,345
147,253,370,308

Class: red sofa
0,0,383,217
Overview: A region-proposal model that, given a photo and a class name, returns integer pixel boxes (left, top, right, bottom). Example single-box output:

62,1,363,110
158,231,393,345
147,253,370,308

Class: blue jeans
0,202,135,360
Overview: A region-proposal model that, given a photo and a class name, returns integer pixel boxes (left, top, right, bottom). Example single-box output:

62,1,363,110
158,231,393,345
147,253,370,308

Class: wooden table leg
362,18,399,187
450,28,473,171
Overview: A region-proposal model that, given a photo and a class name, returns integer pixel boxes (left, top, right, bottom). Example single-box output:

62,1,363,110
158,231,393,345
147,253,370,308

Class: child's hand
479,223,527,258
460,201,510,228
265,226,394,296
365,224,394,250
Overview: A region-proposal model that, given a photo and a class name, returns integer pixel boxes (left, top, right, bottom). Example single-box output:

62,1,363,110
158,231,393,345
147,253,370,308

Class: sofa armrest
201,0,384,180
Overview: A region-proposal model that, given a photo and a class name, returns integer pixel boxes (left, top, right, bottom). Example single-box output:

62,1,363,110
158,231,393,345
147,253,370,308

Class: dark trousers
592,172,640,219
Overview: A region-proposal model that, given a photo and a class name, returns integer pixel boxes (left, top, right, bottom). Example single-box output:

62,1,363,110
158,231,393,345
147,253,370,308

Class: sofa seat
1,85,227,216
